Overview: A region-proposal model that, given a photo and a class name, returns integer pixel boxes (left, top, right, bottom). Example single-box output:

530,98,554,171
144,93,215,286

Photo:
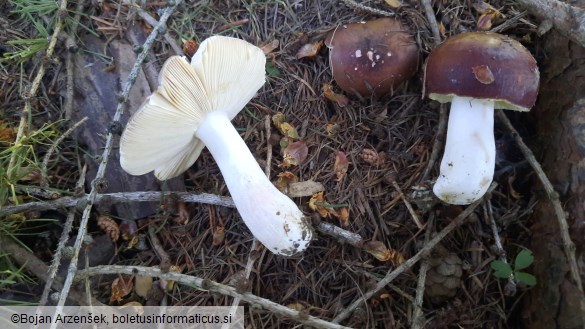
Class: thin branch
39,164,87,306
392,181,424,229
332,183,496,324
412,215,433,329
340,0,395,17
0,191,234,217
64,0,87,120
54,1,183,315
75,265,353,329
0,234,101,306
515,0,585,48
419,0,446,183
486,199,516,296
41,117,88,187
496,109,584,316
421,0,442,46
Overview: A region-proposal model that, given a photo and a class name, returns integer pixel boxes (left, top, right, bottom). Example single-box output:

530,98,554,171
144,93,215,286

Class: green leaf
265,62,281,77
514,249,534,270
490,260,513,278
515,272,537,286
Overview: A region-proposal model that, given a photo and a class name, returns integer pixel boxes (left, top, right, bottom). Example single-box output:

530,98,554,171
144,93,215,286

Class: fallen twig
515,0,585,48
392,181,424,228
486,199,517,296
412,215,433,329
0,191,234,217
332,183,496,324
340,0,395,17
419,0,447,183
64,0,87,120
0,234,101,306
496,109,585,318
41,117,88,187
39,164,87,306
75,265,353,329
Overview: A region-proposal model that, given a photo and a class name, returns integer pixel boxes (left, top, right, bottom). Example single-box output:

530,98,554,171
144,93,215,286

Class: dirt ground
0,1,584,328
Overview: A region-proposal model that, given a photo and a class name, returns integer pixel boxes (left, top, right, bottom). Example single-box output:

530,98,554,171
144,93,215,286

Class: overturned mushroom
325,18,419,98
424,32,539,205
120,36,313,256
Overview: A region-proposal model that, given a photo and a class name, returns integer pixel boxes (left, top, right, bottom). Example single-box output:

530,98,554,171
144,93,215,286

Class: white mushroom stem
433,96,496,205
195,111,313,256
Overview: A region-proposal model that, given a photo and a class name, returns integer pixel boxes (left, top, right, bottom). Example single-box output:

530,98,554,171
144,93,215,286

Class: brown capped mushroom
325,18,419,98
424,32,540,205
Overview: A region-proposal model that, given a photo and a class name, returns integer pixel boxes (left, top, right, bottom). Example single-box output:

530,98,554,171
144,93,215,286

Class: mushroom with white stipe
119,36,313,256
424,32,539,205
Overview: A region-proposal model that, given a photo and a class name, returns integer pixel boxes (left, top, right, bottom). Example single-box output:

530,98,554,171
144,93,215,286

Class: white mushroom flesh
195,111,313,255
433,96,495,205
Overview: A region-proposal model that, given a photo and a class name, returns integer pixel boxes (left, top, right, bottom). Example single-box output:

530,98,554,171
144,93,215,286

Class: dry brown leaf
0,121,16,144
336,207,350,227
110,274,133,303
363,241,404,263
309,192,331,218
384,0,402,9
296,40,323,59
261,39,279,54
477,13,496,31
323,83,349,107
134,275,153,299
333,151,349,182
288,180,325,198
174,201,190,225
326,122,340,137
287,302,305,312
212,226,225,246
282,141,308,168
275,171,300,192
182,39,199,57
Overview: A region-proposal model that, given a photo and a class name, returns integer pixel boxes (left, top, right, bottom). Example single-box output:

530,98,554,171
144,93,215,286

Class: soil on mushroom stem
0,0,565,328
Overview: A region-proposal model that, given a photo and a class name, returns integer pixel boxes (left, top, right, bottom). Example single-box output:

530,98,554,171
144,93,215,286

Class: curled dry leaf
282,140,308,168
287,302,305,312
272,112,300,140
261,39,279,54
384,0,402,9
182,39,199,57
212,225,225,246
174,201,190,225
0,121,16,144
309,192,331,218
110,274,133,303
323,83,349,107
326,122,340,137
337,207,350,227
363,241,405,263
160,265,184,292
333,151,349,182
296,40,323,59
97,215,120,241
275,171,299,193
134,275,153,299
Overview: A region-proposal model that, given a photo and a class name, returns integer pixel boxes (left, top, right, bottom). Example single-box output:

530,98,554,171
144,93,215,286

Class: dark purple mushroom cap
325,18,419,98
424,32,540,111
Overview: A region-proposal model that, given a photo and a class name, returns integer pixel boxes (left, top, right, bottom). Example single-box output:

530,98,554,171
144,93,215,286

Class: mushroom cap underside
424,32,540,112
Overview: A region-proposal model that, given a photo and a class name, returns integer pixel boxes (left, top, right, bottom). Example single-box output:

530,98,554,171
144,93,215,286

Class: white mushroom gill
120,36,313,256
433,96,496,205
